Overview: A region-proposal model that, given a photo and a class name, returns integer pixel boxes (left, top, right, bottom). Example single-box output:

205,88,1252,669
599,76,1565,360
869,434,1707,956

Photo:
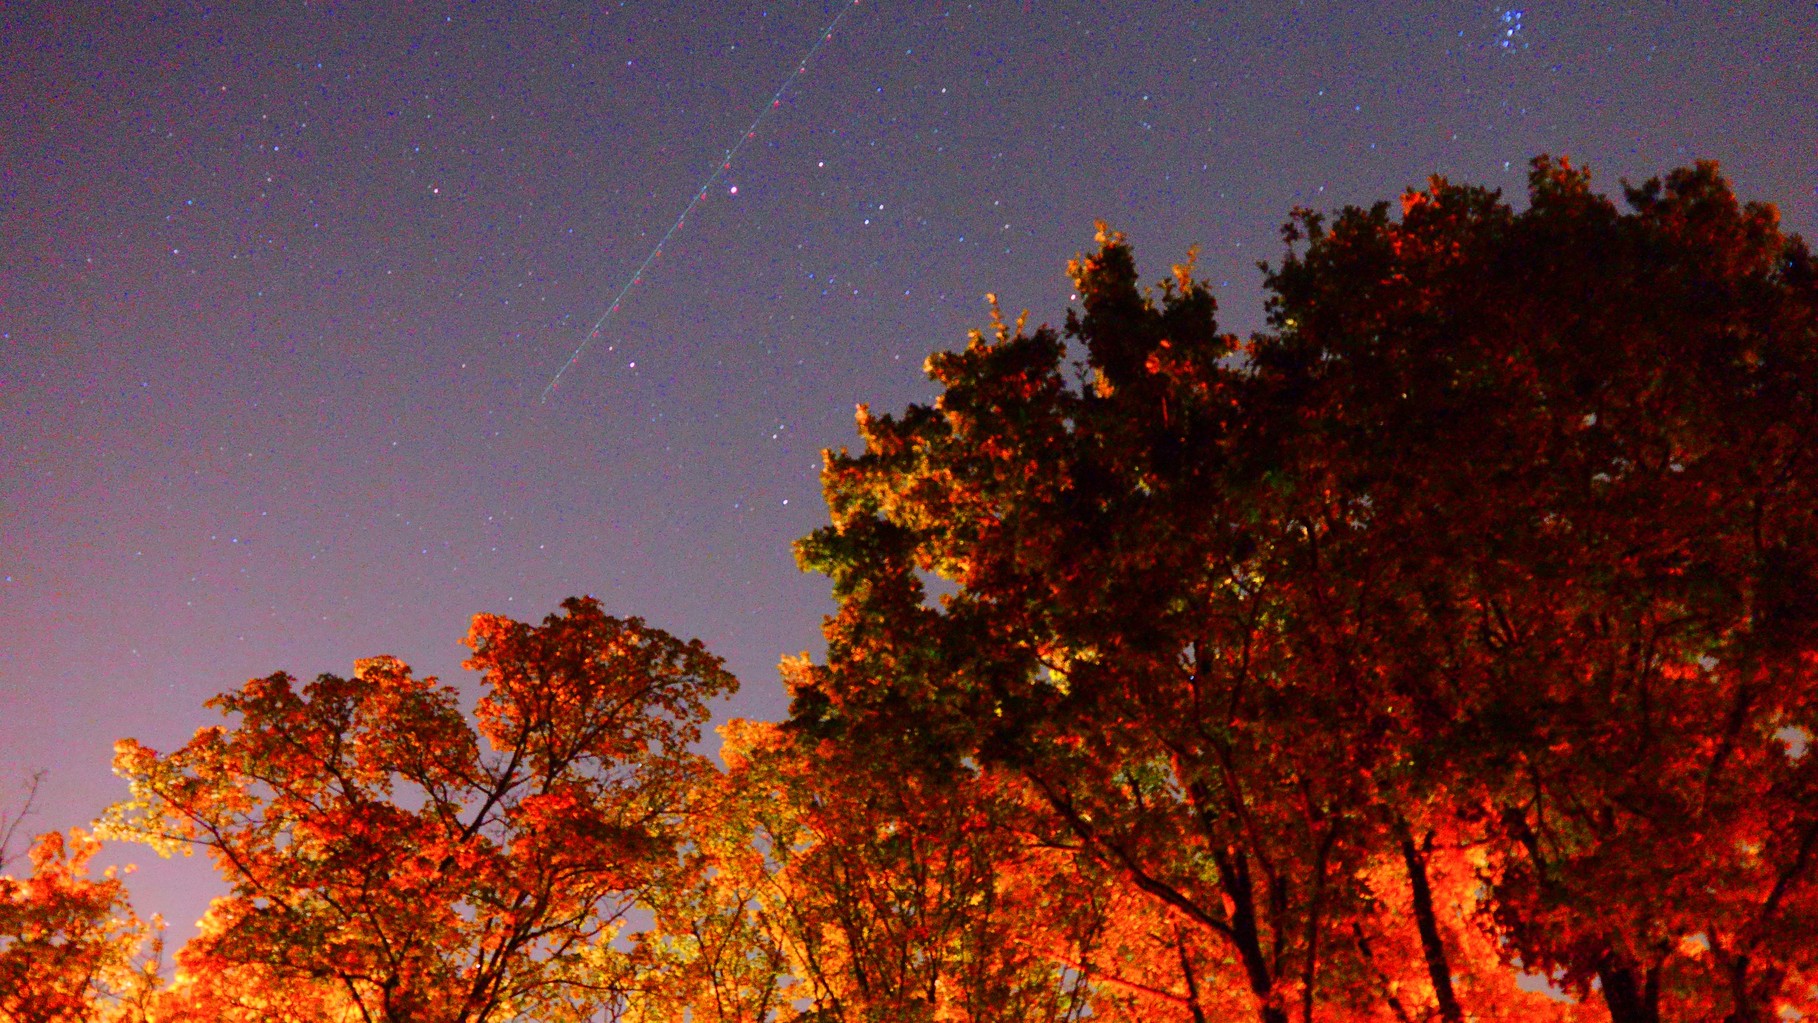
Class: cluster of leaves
4,159,1814,1023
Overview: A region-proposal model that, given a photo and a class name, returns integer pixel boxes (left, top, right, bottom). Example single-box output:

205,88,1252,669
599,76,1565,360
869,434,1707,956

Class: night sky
3,1,1813,944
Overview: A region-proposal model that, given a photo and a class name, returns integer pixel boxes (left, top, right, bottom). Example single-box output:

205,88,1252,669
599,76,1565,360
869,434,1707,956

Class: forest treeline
5,157,1817,1023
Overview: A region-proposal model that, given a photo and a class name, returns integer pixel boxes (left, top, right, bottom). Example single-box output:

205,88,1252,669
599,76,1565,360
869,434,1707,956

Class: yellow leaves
717,718,785,773
351,654,410,685
109,738,158,778
99,743,204,859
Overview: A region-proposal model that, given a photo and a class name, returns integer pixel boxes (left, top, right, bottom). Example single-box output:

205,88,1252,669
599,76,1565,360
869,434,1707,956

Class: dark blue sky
3,0,1812,943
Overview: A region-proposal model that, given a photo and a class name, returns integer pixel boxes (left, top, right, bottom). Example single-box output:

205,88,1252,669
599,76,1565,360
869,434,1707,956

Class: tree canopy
99,597,735,1023
4,157,1815,1023
789,157,1818,1023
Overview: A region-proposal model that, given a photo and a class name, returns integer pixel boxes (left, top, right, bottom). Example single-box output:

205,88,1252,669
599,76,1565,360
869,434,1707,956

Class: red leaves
467,597,734,774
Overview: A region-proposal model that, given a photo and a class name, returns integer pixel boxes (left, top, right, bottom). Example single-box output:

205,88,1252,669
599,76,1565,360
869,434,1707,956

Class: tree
792,229,1431,1023
631,710,1110,1023
1254,158,1818,1023
101,597,737,1023
0,829,160,1023
789,159,1818,1023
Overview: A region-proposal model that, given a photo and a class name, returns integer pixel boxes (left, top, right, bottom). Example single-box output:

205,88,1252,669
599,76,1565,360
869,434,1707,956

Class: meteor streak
542,0,863,403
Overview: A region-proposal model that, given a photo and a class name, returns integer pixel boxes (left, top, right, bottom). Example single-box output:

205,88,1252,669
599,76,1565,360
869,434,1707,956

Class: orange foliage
0,830,159,1023
101,598,735,1023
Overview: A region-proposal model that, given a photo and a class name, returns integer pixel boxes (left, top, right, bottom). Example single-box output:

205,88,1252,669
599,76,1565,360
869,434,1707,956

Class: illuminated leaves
640,717,1107,1023
101,597,735,1023
0,830,159,1023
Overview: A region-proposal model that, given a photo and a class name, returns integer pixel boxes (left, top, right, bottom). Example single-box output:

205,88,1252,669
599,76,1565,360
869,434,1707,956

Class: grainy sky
2,0,1812,943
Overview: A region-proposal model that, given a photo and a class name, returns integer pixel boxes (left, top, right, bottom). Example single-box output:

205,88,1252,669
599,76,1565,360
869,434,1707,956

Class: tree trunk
1397,826,1463,1023
1214,846,1289,1023
1596,955,1659,1023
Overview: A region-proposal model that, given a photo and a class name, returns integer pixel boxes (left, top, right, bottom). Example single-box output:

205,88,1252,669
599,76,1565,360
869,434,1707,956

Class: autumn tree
0,828,160,1023
1254,158,1818,1023
628,707,1116,1023
38,157,1811,1023
101,597,737,1023
788,159,1817,1023
791,229,1411,1023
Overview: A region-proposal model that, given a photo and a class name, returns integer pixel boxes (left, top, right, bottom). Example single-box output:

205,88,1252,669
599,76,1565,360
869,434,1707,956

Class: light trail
541,0,863,403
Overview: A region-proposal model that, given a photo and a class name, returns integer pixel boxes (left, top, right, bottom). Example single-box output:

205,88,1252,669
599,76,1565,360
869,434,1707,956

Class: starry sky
2,1,1813,943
